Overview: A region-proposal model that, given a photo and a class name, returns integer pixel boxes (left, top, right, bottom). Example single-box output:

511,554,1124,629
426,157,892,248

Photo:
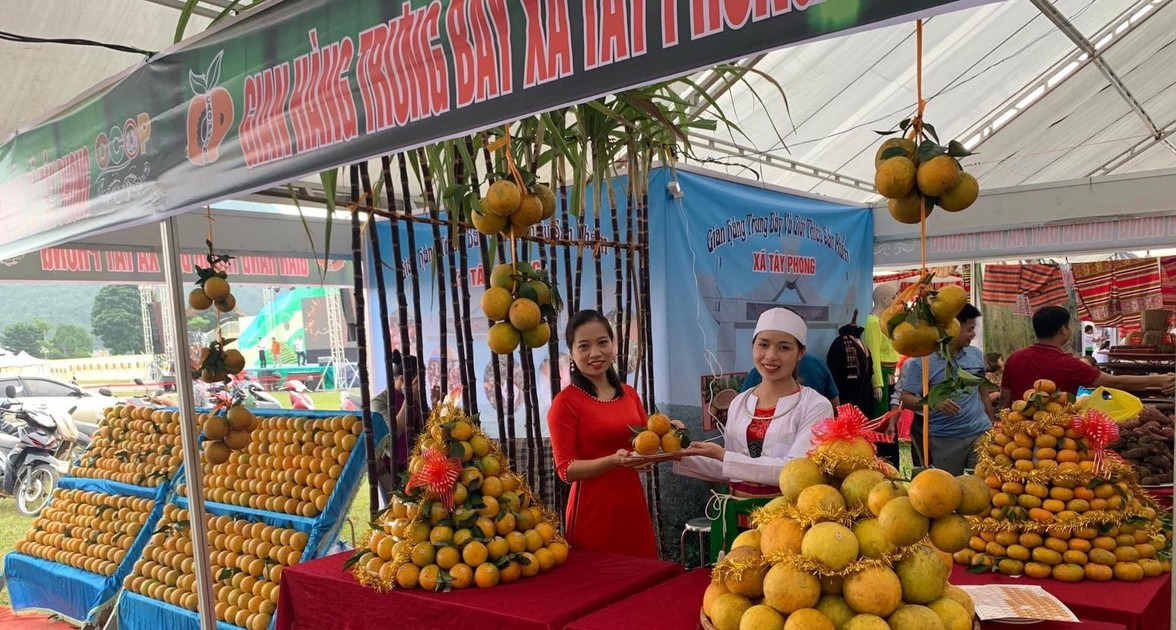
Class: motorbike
232,380,282,409
340,390,360,412
283,380,315,411
0,386,79,516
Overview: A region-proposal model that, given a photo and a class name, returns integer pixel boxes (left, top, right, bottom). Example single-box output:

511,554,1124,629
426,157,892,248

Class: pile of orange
125,504,306,630
353,404,568,591
72,405,182,487
957,383,1172,582
178,414,362,517
14,488,154,576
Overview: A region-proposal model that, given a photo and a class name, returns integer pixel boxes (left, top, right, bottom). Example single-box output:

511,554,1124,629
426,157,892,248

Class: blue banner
648,168,873,406
366,167,872,437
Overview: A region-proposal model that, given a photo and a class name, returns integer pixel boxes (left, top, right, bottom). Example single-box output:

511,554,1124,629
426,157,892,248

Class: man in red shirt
1000,306,1175,408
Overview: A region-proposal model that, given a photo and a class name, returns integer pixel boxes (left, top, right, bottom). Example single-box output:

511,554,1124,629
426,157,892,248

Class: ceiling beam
685,54,768,119
1030,0,1171,152
954,0,1168,155
689,134,876,194
140,0,220,19
1088,116,1176,176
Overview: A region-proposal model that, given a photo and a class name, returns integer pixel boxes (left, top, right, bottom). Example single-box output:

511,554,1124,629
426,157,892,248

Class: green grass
0,500,31,607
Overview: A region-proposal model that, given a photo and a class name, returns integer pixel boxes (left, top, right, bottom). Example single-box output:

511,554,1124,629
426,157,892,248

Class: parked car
0,375,119,437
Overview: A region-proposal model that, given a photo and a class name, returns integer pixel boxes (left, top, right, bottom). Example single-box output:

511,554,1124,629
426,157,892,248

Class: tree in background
188,314,216,334
49,324,94,359
1,319,51,357
91,285,145,355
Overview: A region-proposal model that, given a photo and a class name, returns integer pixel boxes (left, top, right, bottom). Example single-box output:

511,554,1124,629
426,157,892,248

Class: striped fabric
980,264,1069,311
875,266,971,294
1162,256,1176,312
1073,258,1164,331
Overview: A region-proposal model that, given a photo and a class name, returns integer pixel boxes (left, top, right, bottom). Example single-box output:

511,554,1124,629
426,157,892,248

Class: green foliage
91,285,145,355
1,319,51,357
49,324,93,359
188,315,216,333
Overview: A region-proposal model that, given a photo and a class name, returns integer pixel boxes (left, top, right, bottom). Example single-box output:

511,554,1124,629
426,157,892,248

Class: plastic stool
679,517,712,567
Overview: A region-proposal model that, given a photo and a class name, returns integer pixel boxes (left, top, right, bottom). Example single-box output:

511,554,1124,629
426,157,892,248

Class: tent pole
159,217,218,630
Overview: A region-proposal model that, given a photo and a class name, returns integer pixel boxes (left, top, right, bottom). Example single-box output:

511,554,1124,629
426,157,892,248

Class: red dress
547,384,659,559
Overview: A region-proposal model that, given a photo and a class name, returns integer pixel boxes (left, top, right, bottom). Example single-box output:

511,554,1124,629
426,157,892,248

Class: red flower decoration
811,404,894,446
405,447,463,510
1073,409,1120,475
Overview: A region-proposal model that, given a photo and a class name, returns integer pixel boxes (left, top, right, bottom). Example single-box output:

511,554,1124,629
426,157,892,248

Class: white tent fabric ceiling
1,0,1174,206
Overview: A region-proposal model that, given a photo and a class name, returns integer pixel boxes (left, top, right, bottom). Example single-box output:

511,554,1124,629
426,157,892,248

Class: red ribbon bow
1073,409,1120,475
811,404,894,446
405,447,463,510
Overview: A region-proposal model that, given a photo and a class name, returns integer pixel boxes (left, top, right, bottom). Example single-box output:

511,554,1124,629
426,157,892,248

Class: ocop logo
186,50,234,165
95,114,151,171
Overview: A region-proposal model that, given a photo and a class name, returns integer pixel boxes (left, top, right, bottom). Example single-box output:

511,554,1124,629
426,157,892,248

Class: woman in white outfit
676,308,834,498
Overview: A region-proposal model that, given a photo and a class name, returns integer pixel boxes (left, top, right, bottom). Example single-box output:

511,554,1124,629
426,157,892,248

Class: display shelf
70,405,185,488
3,476,170,624
115,409,385,630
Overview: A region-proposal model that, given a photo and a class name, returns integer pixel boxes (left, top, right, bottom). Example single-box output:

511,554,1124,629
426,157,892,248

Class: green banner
0,0,988,259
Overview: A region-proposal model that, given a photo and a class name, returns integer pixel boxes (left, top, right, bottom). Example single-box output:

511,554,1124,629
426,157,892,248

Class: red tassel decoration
1073,409,1120,475
405,447,463,510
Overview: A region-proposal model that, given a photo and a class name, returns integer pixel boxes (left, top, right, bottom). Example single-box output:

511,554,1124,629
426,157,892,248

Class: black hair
1032,306,1071,339
565,310,623,399
956,303,982,323
985,352,1003,373
390,350,419,378
1084,324,1095,333
1100,340,1111,350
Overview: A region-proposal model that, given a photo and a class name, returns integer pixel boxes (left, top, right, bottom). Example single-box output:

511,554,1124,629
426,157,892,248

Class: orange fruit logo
186,51,235,165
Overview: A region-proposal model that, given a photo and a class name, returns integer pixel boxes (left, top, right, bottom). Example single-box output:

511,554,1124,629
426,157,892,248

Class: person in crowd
1080,355,1099,368
899,304,993,475
371,351,424,452
547,310,658,559
293,337,306,366
1001,306,1175,407
257,346,267,369
270,338,282,367
741,354,840,408
1082,324,1098,356
674,308,834,497
1094,340,1111,365
985,352,1004,404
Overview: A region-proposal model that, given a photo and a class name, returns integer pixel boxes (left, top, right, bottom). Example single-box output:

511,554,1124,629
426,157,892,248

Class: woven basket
1141,309,1171,332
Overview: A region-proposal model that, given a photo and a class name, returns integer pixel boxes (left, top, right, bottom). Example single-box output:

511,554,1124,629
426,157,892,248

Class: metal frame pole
159,217,217,630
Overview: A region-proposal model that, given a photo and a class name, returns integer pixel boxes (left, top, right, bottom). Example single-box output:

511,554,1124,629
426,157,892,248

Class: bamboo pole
436,150,471,413
417,149,449,402
469,137,508,442
558,157,576,317
397,155,430,412
607,164,624,380
346,165,381,517
593,144,604,310
359,162,402,486
379,154,421,453
454,148,478,417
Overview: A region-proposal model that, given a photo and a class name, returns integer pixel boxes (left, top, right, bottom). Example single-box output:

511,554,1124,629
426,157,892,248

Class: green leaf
174,0,203,43
886,311,908,335
917,141,946,163
966,563,991,574
880,147,910,161
874,129,902,136
899,118,912,131
319,168,339,285
923,123,940,144
947,140,975,158
209,0,246,26
679,431,692,448
341,549,371,571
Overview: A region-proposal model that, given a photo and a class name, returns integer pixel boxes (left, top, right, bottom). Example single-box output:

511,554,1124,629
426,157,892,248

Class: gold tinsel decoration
973,430,1138,487
808,449,896,479
763,542,922,578
749,501,871,530
710,552,770,586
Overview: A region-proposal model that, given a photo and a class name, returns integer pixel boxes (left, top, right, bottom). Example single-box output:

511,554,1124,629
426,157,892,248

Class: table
565,568,711,630
951,565,1171,630
985,622,1125,630
274,550,683,630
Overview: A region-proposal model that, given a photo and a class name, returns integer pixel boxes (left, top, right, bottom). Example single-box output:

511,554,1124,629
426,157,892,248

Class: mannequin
863,283,900,417
826,310,873,417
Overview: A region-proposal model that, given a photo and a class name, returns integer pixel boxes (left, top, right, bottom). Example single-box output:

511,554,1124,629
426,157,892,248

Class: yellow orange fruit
938,172,978,212
916,155,961,197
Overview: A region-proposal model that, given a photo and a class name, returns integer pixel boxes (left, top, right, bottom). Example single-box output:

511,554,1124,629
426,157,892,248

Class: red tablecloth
274,550,683,630
565,568,711,630
985,622,1125,630
951,565,1170,630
